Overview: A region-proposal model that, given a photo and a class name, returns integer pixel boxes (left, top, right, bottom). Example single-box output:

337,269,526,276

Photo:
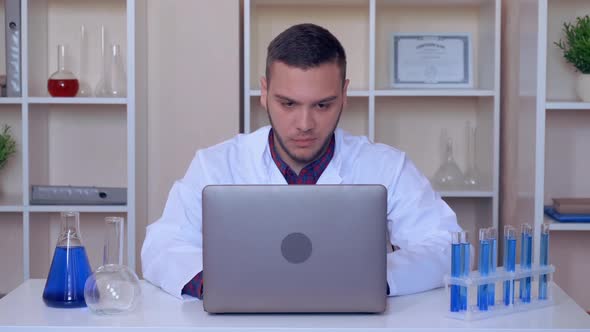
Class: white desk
0,279,589,331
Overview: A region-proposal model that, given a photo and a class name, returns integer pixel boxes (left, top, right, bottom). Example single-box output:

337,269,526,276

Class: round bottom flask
84,264,141,314
84,217,141,314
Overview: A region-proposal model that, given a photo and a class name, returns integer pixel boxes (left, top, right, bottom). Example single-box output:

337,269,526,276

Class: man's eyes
279,101,332,109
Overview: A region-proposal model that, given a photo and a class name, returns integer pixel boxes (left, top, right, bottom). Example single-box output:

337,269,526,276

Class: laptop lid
202,184,387,313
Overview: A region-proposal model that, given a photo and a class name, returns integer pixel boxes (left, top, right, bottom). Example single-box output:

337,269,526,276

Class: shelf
27,97,127,105
0,194,24,212
544,215,590,231
0,206,24,213
379,0,491,5
438,190,494,198
253,0,366,5
28,205,127,213
249,90,369,97
375,89,495,97
546,102,590,110
0,98,23,104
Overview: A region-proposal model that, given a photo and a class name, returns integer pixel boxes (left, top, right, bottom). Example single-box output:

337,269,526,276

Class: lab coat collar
256,126,343,185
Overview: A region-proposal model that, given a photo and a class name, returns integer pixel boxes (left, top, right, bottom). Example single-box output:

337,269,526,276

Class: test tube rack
444,264,555,321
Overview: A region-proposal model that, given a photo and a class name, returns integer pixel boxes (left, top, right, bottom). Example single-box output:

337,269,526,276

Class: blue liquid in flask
43,246,92,308
42,211,93,308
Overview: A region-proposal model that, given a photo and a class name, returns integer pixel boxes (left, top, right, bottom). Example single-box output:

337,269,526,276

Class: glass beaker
77,25,92,97
42,211,92,308
432,132,465,190
95,25,109,97
463,121,480,187
84,216,140,315
47,45,79,97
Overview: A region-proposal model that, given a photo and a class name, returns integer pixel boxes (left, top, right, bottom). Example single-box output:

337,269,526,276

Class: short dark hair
265,23,347,87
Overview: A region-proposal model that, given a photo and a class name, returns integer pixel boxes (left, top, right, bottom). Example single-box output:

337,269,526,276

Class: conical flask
84,217,140,314
432,132,465,190
42,211,92,308
106,44,127,97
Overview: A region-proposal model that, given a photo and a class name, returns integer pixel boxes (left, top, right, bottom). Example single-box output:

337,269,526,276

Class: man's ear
342,78,350,108
260,76,268,110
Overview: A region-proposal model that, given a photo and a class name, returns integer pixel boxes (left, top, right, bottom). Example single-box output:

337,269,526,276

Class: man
141,23,460,300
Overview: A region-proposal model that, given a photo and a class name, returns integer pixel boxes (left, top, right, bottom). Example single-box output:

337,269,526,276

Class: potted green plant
0,124,17,172
556,15,590,102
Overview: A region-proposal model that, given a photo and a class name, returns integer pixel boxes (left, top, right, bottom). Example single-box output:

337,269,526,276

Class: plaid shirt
182,130,336,300
268,128,335,184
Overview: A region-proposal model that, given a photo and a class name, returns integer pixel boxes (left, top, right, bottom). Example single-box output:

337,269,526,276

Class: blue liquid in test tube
477,228,490,311
460,231,470,311
487,228,497,306
539,223,550,300
451,232,461,312
503,226,516,306
520,224,533,303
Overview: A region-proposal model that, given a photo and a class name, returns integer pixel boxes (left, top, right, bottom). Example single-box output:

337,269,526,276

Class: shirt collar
268,128,335,184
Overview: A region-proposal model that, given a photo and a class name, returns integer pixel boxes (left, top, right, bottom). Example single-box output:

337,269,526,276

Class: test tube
503,225,517,306
487,227,497,306
451,232,461,312
477,228,490,311
520,224,533,303
460,231,470,310
539,223,550,300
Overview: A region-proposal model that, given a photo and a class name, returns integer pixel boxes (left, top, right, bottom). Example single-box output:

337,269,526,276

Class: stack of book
544,198,590,223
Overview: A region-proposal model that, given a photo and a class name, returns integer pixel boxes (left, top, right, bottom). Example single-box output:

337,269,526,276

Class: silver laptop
202,184,387,313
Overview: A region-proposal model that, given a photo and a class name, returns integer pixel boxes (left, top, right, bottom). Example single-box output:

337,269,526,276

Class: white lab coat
141,126,461,299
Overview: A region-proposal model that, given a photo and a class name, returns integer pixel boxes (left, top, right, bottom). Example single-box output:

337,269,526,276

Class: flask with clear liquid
84,216,141,314
42,211,92,308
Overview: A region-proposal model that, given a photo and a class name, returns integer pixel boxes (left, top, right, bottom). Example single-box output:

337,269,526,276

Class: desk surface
0,279,589,331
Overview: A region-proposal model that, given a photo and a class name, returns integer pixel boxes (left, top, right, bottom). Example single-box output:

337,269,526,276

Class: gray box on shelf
4,0,21,97
30,185,127,205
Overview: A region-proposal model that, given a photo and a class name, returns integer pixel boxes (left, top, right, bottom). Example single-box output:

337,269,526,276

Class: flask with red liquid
47,44,79,97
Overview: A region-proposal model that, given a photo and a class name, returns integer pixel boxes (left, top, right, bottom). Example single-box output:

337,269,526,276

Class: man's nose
296,108,315,132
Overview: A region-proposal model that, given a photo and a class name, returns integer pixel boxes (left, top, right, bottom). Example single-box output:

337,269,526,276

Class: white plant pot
576,73,590,102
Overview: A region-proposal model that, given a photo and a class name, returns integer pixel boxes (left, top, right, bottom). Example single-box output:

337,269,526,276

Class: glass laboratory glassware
106,44,127,97
463,121,480,187
42,211,92,308
77,25,92,97
47,45,79,97
95,25,109,97
432,133,465,190
84,216,141,314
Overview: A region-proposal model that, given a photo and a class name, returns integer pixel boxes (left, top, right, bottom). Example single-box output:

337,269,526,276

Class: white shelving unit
244,0,501,248
503,0,590,311
0,0,135,295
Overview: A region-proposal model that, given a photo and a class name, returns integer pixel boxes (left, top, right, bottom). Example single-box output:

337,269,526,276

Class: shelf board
0,194,24,212
28,205,128,213
545,101,590,110
253,0,366,6
0,98,23,104
379,0,489,6
375,89,495,97
249,90,370,97
0,206,23,212
544,215,590,231
27,97,127,105
438,190,494,198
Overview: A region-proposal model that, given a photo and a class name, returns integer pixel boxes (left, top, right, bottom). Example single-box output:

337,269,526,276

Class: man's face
260,61,349,172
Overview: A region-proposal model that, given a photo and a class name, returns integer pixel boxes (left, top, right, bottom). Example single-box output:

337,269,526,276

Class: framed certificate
391,33,473,88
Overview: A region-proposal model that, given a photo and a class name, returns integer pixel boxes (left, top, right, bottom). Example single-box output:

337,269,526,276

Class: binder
30,185,127,205
4,0,21,97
